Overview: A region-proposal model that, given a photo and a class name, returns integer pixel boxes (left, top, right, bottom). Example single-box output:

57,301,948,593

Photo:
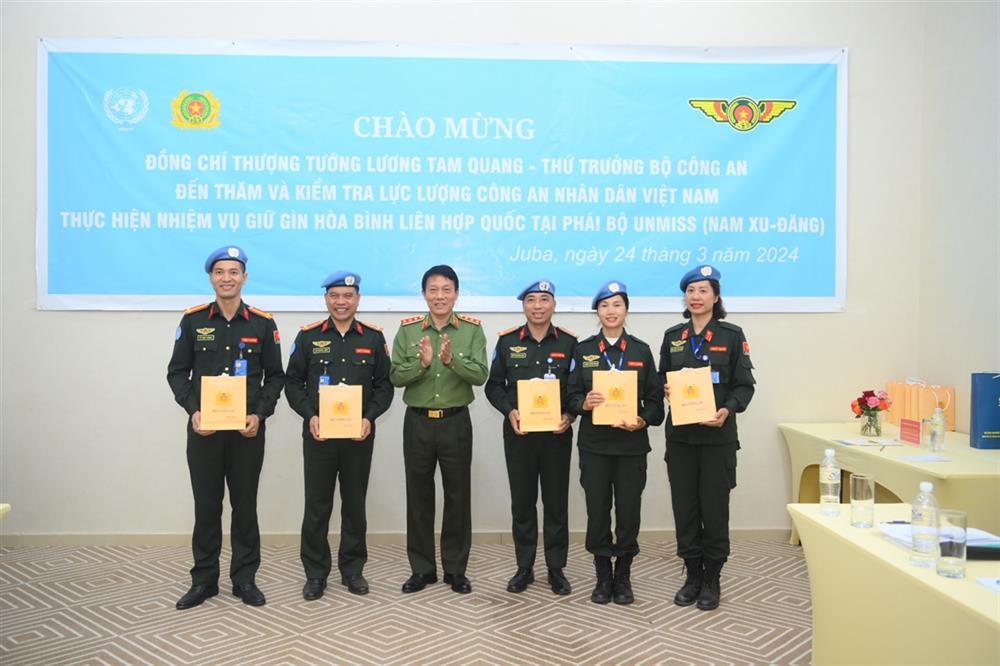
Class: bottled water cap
824,448,834,457
920,481,933,493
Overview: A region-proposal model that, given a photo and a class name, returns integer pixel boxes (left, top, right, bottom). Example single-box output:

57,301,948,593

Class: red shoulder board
400,315,424,326
184,303,210,315
248,306,273,320
301,319,325,331
359,319,383,332
457,314,481,326
497,325,520,336
556,325,577,338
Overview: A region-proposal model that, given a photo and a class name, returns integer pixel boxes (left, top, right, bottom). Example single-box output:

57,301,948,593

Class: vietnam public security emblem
689,97,796,132
171,90,221,129
103,87,149,127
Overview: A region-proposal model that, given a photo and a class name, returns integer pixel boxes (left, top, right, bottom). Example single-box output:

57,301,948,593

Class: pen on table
880,445,885,452
885,520,909,525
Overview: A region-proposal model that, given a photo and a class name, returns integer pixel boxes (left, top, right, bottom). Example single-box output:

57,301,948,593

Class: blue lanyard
690,333,709,363
602,347,625,371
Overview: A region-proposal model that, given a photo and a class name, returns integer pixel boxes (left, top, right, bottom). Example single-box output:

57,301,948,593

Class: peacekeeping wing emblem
689,97,796,132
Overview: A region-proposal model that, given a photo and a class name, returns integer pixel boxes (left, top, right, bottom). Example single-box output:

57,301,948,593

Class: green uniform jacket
390,313,488,408
284,317,394,436
658,318,755,445
167,301,286,418
485,323,577,437
567,331,665,455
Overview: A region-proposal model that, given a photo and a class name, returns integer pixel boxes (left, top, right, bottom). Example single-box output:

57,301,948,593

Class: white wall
2,1,997,540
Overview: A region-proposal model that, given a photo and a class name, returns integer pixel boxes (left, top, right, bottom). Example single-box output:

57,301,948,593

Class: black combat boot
674,557,703,606
697,559,724,611
612,555,634,605
590,556,613,604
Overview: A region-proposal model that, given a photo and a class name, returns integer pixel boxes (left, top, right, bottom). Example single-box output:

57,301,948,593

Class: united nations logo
103,87,149,127
538,281,550,292
171,90,221,129
608,282,620,293
690,97,796,132
227,247,240,258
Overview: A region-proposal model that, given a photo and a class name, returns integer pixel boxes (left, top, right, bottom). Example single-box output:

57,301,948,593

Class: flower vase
860,412,882,437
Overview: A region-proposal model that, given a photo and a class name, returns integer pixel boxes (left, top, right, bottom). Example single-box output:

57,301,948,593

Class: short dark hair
422,264,459,291
682,280,727,320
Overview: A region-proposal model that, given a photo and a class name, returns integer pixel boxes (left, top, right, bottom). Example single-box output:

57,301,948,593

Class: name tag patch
627,361,644,368
709,346,728,353
355,347,372,355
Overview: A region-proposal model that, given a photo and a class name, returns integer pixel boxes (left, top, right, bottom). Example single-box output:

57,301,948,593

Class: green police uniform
390,313,488,576
167,301,285,587
285,317,393,582
485,324,577,571
658,318,755,563
567,332,665,557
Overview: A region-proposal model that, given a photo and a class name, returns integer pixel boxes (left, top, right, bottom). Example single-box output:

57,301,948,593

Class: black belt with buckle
409,406,466,419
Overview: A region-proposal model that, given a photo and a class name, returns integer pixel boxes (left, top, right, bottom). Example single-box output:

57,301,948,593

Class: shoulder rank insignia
556,325,577,338
301,319,325,331
358,319,383,332
400,315,424,326
184,303,210,315
248,306,273,319
457,314,481,326
497,325,520,337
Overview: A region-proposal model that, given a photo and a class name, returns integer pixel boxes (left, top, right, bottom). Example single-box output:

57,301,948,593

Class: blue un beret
679,265,722,292
517,279,556,301
591,280,629,310
322,271,361,290
204,245,247,273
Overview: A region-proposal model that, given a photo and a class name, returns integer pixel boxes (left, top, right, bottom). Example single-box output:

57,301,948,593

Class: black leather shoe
341,574,369,595
506,567,534,593
547,568,572,596
302,578,326,601
443,573,472,593
176,583,218,610
401,572,438,593
232,582,266,606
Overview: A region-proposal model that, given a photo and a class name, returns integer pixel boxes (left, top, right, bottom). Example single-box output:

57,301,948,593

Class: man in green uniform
285,271,393,600
167,246,285,609
390,265,488,594
485,279,576,595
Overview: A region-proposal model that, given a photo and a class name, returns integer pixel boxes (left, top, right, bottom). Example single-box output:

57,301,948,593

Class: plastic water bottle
910,481,939,568
928,406,946,452
819,448,841,516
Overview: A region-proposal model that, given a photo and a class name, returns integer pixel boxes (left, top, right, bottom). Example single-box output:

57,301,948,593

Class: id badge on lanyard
233,343,249,377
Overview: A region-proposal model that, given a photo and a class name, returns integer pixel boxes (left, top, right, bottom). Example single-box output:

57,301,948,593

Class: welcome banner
38,40,847,311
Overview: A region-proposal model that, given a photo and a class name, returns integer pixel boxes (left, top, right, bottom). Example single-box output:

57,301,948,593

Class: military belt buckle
427,409,444,419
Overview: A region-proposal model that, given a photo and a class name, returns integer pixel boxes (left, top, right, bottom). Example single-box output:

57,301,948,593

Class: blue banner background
39,41,846,310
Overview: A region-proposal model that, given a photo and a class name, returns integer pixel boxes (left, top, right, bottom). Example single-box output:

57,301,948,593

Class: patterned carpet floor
1,540,812,665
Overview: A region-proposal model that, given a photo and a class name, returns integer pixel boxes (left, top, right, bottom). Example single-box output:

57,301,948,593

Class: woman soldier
567,281,664,605
659,265,755,611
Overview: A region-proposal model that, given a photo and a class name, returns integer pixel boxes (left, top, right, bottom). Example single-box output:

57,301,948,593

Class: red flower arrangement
851,389,891,436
